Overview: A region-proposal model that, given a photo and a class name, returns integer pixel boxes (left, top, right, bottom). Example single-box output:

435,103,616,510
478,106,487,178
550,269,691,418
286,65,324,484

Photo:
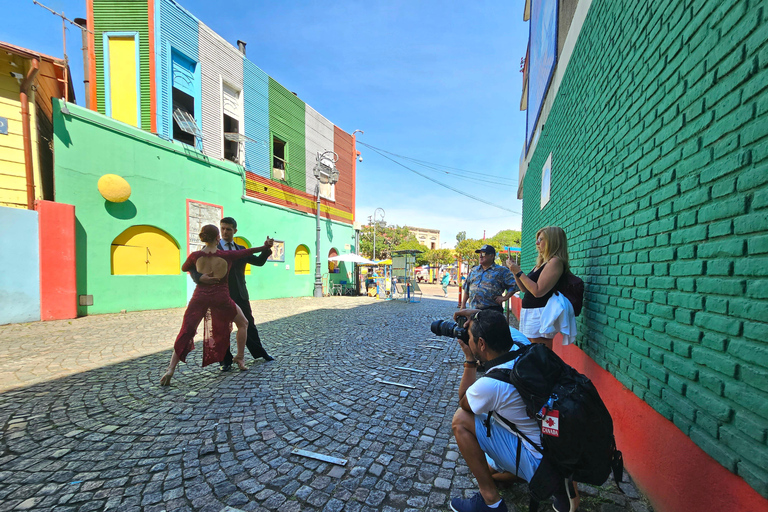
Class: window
223,114,239,162
172,88,195,146
111,226,180,275
222,83,242,163
272,136,287,180
294,245,310,274
104,33,140,127
170,50,198,145
431,243,436,249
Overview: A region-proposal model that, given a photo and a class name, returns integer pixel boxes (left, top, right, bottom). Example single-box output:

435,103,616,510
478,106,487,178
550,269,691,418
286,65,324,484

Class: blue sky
3,0,529,248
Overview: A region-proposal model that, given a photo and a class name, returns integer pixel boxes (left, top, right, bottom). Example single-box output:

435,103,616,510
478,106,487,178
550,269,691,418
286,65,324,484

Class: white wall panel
198,23,243,158
305,105,335,197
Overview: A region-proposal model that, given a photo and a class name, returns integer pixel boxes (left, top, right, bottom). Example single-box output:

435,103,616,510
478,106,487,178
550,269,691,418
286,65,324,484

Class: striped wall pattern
243,60,270,179
304,106,335,196
334,127,354,219
268,77,306,192
199,24,243,159
92,0,151,130
156,0,199,140
244,171,353,223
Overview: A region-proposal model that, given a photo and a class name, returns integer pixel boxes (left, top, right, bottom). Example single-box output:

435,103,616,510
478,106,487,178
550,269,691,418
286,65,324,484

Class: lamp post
313,151,339,298
372,207,385,260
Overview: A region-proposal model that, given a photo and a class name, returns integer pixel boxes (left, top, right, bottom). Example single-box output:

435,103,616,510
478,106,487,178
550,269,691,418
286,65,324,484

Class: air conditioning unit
273,167,285,181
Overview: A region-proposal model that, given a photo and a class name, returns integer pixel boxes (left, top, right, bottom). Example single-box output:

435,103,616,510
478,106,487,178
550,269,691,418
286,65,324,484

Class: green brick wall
521,0,768,497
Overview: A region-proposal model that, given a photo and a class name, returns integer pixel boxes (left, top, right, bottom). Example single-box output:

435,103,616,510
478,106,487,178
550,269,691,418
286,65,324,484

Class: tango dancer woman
160,224,273,386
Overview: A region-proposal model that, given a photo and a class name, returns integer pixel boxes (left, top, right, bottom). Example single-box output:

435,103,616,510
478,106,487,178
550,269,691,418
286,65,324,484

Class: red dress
174,247,263,366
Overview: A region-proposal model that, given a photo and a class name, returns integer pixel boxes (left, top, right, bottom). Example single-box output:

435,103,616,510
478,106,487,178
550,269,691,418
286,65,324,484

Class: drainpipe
20,58,40,210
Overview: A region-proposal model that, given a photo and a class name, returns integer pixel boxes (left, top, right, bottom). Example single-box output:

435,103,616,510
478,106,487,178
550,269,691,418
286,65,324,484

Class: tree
359,223,418,260
488,229,522,265
456,231,467,244
394,239,430,265
423,248,454,269
455,238,482,265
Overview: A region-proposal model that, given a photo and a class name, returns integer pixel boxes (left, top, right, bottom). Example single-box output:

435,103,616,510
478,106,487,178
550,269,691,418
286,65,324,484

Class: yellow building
407,226,441,250
0,42,73,209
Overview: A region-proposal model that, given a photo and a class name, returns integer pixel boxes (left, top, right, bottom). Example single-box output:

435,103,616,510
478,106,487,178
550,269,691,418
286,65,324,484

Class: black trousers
223,296,268,365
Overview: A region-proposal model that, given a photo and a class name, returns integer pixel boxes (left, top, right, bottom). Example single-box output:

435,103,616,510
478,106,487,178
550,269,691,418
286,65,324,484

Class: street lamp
372,207,385,260
313,150,339,298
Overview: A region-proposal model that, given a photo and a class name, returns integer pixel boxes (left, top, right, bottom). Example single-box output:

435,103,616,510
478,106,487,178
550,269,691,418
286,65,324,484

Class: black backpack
483,343,623,511
556,271,585,316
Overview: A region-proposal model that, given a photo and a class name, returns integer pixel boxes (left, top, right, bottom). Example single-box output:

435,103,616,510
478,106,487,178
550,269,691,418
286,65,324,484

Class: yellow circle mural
98,174,131,203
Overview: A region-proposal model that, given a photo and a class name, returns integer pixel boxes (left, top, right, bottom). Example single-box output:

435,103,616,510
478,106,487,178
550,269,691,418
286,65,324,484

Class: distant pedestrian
441,270,450,297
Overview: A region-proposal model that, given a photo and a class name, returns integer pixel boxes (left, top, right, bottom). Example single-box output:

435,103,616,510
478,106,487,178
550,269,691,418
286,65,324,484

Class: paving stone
0,294,649,512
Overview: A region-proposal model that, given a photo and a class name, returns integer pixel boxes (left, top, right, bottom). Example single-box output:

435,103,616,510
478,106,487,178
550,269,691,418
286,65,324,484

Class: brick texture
521,0,768,497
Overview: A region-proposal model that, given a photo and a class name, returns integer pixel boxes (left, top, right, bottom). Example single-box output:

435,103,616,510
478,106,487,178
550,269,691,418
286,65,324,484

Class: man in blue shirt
461,245,518,313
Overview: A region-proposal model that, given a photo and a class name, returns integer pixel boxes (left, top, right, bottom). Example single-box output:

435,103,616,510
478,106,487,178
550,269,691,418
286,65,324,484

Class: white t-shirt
466,331,542,451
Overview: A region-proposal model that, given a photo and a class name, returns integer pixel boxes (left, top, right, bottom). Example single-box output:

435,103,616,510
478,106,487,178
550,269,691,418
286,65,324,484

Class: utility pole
33,1,92,104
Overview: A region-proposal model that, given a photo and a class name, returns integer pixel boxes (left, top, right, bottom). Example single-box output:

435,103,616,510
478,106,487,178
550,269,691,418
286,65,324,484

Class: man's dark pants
223,297,268,365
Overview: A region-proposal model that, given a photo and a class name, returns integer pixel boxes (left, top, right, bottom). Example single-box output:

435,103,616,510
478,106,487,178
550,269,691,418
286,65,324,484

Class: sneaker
450,492,508,512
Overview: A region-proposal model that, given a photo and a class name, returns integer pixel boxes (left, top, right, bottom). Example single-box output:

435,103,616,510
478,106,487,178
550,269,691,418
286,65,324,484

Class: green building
518,0,767,509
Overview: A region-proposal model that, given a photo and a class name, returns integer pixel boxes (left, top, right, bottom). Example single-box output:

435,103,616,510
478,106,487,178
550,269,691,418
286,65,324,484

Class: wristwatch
515,271,524,278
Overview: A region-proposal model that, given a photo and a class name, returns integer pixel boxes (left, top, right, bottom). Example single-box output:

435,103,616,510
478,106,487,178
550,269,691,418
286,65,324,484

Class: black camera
430,317,469,342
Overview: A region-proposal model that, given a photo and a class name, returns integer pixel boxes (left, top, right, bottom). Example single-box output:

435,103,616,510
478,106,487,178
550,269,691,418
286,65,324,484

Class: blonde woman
506,226,569,350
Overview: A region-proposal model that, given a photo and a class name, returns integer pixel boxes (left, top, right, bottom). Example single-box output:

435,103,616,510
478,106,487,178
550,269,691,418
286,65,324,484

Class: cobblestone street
0,288,651,511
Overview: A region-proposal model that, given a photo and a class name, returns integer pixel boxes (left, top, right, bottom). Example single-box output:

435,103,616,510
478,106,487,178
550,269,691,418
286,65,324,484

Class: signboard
0,117,8,135
526,0,558,151
186,199,223,254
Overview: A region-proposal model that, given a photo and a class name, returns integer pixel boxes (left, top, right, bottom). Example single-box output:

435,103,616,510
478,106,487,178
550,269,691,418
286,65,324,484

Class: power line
357,141,517,186
362,144,522,216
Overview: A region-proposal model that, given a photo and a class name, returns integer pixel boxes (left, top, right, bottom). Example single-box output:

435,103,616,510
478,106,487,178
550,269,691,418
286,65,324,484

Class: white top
466,331,542,453
540,292,578,345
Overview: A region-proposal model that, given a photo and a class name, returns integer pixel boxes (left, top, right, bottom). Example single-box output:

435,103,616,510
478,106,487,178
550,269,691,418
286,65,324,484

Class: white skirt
519,307,556,340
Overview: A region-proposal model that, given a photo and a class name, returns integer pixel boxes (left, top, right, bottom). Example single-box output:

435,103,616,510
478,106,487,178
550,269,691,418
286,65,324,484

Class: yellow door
108,37,138,127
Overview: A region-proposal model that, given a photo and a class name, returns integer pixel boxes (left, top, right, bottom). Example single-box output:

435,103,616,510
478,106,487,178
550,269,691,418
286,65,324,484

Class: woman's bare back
196,254,228,279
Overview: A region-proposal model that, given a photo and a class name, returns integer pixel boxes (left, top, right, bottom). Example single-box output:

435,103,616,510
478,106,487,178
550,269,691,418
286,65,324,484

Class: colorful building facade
38,0,360,317
518,0,767,510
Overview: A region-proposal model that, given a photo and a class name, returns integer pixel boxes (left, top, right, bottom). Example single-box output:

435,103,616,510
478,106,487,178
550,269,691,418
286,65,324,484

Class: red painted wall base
37,200,77,321
509,297,767,512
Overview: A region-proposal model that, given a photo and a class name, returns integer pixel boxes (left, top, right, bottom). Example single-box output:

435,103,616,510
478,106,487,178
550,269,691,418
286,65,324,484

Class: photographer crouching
448,308,540,512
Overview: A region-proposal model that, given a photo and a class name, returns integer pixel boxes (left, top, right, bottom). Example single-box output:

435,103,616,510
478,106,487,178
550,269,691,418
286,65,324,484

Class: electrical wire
357,141,518,185
362,144,522,216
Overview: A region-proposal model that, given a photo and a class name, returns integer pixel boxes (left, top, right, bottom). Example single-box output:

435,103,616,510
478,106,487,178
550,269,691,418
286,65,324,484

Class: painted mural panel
156,0,200,140
243,60,270,178
268,77,306,192
92,0,151,130
187,199,222,254
198,24,243,158
305,105,335,199
526,0,558,149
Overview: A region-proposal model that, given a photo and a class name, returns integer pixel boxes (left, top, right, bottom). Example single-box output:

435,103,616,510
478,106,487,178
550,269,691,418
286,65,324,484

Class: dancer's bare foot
160,372,173,386
232,356,247,371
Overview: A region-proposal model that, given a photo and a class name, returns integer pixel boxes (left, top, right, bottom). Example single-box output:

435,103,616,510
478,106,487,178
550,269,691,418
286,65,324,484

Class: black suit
190,240,272,364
